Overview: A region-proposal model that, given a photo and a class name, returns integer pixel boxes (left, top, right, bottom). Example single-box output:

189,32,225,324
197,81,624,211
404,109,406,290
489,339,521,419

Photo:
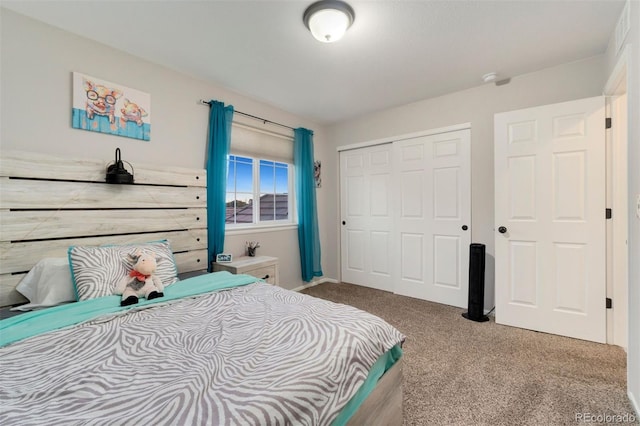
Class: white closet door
494,96,605,343
393,130,471,307
340,144,394,292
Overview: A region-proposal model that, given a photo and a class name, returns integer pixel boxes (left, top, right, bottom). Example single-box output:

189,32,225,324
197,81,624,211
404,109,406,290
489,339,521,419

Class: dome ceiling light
303,0,355,43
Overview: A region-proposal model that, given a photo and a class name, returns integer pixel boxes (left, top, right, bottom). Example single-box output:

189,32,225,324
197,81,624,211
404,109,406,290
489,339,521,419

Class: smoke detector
482,72,497,83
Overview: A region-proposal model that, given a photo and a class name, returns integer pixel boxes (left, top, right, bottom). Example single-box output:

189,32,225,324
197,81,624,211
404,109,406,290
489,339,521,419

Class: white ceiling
2,0,625,124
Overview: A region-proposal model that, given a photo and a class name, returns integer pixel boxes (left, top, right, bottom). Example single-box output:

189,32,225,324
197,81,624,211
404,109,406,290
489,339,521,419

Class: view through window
226,155,291,226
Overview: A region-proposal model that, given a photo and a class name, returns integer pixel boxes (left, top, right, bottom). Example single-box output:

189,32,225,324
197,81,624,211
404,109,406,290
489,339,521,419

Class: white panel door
494,96,606,343
393,130,471,307
340,144,394,292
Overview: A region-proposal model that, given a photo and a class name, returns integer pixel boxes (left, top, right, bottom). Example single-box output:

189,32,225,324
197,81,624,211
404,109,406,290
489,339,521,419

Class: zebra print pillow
68,240,179,301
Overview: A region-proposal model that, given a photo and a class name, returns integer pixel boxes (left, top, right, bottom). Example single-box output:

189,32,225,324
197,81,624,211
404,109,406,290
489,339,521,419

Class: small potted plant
246,241,260,257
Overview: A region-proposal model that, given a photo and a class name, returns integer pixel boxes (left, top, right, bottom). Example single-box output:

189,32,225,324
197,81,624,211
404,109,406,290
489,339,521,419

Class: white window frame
225,154,296,233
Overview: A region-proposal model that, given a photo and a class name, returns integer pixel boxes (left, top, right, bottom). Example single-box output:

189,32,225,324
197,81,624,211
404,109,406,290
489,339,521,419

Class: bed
0,150,405,425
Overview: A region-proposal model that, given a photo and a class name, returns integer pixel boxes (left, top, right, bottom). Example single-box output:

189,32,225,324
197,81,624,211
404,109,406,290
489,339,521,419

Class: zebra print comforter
0,280,404,425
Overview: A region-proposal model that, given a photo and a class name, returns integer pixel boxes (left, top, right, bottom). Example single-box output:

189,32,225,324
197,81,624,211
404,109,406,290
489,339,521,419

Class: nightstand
212,256,279,285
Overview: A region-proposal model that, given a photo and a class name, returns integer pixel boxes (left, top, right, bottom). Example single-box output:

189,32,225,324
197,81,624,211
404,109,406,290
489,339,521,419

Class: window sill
225,224,298,236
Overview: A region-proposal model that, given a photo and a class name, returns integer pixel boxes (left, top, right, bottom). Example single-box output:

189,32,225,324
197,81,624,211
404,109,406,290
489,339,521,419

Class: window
226,155,254,224
226,155,294,227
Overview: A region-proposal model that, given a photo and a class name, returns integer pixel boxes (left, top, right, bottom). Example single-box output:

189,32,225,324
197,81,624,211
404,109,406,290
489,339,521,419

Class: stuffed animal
115,250,164,306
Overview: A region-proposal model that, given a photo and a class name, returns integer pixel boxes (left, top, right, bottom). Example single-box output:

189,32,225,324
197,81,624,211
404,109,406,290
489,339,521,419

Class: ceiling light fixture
303,0,355,43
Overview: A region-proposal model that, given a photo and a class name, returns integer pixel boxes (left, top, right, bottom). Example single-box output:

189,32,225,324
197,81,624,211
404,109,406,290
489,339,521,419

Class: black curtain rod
199,100,295,131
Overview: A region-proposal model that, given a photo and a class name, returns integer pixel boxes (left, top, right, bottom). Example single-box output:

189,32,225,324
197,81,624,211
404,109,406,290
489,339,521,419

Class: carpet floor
301,282,638,425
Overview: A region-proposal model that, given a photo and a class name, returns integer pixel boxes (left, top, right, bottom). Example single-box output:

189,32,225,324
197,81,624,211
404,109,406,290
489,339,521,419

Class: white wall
327,55,607,311
0,9,337,291
604,0,640,416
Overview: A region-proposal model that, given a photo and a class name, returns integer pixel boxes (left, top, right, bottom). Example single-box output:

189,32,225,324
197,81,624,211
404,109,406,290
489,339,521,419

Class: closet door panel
394,129,470,307
339,128,470,307
340,144,394,291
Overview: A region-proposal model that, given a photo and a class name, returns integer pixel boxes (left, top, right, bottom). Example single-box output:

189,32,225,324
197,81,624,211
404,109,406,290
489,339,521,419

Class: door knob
462,225,468,231
342,221,346,225
498,226,507,234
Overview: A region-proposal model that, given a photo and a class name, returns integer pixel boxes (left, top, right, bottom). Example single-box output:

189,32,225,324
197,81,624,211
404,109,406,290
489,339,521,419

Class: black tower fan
462,243,489,322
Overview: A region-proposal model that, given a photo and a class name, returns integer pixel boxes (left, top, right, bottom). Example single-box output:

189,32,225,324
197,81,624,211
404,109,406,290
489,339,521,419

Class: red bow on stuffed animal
129,270,149,281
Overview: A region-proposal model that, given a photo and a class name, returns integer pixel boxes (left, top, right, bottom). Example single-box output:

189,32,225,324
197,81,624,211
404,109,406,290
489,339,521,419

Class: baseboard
291,277,339,292
629,389,639,418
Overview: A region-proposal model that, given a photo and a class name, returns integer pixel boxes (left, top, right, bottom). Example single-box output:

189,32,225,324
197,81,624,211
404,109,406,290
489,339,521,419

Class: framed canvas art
72,72,151,141
314,160,322,188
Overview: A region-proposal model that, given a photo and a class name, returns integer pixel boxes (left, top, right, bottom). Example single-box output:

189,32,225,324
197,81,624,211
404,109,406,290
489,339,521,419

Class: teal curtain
206,100,234,272
294,128,323,281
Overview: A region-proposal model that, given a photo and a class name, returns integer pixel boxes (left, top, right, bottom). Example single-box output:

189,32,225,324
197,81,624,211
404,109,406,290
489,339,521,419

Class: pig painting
84,79,123,124
120,99,148,126
72,72,150,141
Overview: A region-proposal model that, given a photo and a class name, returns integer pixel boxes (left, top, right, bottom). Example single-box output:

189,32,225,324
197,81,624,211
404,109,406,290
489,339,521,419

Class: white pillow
12,258,76,311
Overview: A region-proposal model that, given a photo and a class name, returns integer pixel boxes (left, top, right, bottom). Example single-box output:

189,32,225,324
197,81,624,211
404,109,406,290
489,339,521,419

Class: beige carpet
301,282,638,426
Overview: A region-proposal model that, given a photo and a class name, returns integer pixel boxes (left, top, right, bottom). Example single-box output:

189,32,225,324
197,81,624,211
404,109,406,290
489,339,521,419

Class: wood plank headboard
0,150,207,307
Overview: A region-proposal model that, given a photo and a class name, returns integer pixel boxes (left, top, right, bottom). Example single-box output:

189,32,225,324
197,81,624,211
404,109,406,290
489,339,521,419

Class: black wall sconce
106,148,134,184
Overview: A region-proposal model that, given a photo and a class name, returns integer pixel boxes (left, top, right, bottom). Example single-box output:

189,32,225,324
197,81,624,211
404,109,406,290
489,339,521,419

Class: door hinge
606,117,612,129
606,208,612,219
606,298,612,309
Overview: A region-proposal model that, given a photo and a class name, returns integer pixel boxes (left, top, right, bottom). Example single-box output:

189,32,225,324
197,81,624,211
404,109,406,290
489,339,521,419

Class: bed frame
0,150,207,307
347,359,403,425
0,150,402,425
